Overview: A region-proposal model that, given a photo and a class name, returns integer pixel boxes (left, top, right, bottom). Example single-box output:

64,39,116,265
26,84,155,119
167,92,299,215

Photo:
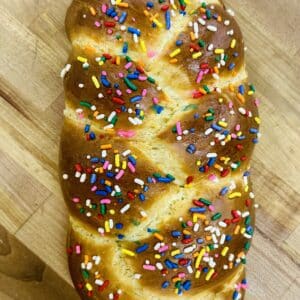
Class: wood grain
0,0,299,299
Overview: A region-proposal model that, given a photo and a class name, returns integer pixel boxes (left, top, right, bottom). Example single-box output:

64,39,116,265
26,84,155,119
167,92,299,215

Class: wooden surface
0,0,299,299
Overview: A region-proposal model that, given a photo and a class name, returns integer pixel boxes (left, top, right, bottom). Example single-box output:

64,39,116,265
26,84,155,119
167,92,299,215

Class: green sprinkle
245,216,251,226
82,270,90,279
100,204,106,215
111,115,118,125
244,241,251,251
212,212,222,221
124,77,138,91
199,198,212,206
153,173,161,179
205,115,214,121
166,174,175,181
147,76,155,84
79,208,85,214
125,55,132,62
198,40,205,48
183,104,198,111
203,85,210,93
80,101,92,108
249,84,256,92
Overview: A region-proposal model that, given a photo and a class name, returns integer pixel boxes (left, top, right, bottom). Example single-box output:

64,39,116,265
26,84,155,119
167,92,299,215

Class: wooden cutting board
0,0,299,299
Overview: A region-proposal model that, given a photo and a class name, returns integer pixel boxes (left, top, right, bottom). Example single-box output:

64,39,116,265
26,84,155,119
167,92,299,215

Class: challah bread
60,1,260,299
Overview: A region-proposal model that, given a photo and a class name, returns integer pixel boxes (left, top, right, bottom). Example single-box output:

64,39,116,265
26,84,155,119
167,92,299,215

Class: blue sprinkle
106,7,115,17
118,234,125,240
139,193,145,201
122,42,128,54
207,157,216,167
249,128,259,134
233,52,239,57
101,75,111,88
239,85,245,95
153,104,164,114
171,231,181,237
174,253,184,259
237,135,246,140
220,186,229,196
119,12,127,24
105,185,112,193
226,235,232,242
186,144,196,154
95,190,108,196
99,179,105,185
128,155,136,165
90,157,100,163
189,207,206,213
203,267,209,273
128,27,141,36
111,11,118,18
136,244,149,253
197,238,204,244
183,280,191,291
127,73,139,80
228,63,236,70
157,177,172,183
165,11,171,30
90,174,97,184
130,95,143,103
84,124,90,133
242,279,247,284
116,223,123,229
232,291,239,300
211,123,222,131
106,172,114,178
199,166,205,172
244,171,251,177
164,259,178,269
161,281,170,289
89,132,96,140
176,40,183,46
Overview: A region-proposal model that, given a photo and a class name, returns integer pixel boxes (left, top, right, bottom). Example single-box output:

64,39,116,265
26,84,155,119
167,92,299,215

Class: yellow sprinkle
115,154,120,167
205,269,215,281
195,248,205,268
237,131,242,137
183,229,191,235
116,56,121,65
104,180,112,186
229,84,235,92
109,209,115,215
234,225,241,235
105,220,110,233
171,249,181,257
230,39,237,48
171,3,177,10
85,283,93,291
248,90,254,95
218,97,223,104
140,39,147,52
214,48,224,54
228,192,242,199
92,75,100,89
121,249,136,257
244,185,249,192
154,254,161,259
221,247,229,257
193,213,206,223
196,160,201,166
99,60,104,66
169,48,181,58
144,10,150,17
192,51,202,59
154,233,164,241
190,32,196,41
218,121,228,128
240,227,246,234
101,144,112,150
77,56,87,63
84,255,89,264
255,117,261,125
122,161,127,170
195,270,201,279
153,18,163,28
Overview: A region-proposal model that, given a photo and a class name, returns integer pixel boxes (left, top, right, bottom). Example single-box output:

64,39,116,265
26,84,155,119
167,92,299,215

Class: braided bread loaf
60,1,260,299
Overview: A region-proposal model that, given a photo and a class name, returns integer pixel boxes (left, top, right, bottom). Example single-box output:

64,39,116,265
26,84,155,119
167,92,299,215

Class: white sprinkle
95,279,104,286
140,211,147,218
60,64,71,78
224,20,230,26
134,178,144,186
193,223,200,232
134,274,142,280
108,111,116,122
198,18,206,25
156,262,163,270
207,25,217,32
62,174,69,180
183,244,196,253
78,83,84,88
208,43,214,51
187,265,193,274
91,105,96,111
207,152,218,158
114,185,121,193
80,173,86,183
104,124,114,130
98,93,104,99
242,211,250,218
205,128,213,136
220,234,226,245
96,114,105,120
122,149,131,157
120,203,130,214
219,221,227,228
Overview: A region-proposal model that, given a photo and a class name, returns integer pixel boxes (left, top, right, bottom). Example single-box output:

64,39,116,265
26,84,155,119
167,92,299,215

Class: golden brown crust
60,1,260,299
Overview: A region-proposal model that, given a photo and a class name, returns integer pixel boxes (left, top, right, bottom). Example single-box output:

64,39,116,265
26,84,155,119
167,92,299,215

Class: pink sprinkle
125,62,133,70
94,21,101,28
91,186,97,192
100,199,111,204
72,197,80,203
178,272,186,279
103,161,110,170
116,89,122,96
115,170,125,180
128,162,136,173
114,16,119,21
208,174,217,181
229,101,234,109
152,97,159,104
187,220,193,227
138,75,147,81
231,133,237,139
203,69,209,75
176,121,182,135
118,72,124,78
77,111,84,119
254,98,260,107
158,245,169,253
126,89,132,94
235,124,241,131
101,4,107,13
241,283,249,289
107,29,113,34
102,71,107,76
143,265,156,271
117,130,136,138
147,50,157,58
75,245,81,254
196,70,204,83
142,89,147,97
209,205,215,212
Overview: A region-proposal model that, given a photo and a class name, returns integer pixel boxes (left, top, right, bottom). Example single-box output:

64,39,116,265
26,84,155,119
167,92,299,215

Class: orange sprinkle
237,93,245,103
205,235,212,241
100,144,112,150
89,6,96,16
117,2,129,8
154,233,164,241
170,58,178,64
234,225,241,235
229,84,235,92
